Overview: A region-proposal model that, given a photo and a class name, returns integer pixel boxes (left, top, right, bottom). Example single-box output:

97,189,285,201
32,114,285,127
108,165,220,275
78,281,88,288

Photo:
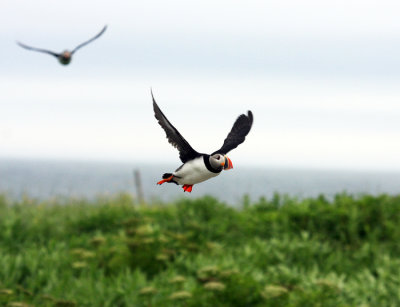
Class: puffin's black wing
212,111,253,155
152,92,200,163
16,41,60,58
71,25,107,54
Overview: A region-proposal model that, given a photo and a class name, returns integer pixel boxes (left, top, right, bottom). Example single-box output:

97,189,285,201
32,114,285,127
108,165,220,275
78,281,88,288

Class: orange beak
223,156,233,170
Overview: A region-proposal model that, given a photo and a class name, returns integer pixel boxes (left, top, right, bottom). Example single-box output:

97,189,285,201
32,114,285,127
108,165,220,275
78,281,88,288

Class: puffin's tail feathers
162,173,173,179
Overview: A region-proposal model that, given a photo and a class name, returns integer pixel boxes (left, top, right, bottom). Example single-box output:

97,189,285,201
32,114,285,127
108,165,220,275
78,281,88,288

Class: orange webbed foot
182,184,193,192
157,175,174,185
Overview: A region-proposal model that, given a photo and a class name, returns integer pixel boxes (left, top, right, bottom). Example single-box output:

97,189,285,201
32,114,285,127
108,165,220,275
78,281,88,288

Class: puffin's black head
210,154,233,171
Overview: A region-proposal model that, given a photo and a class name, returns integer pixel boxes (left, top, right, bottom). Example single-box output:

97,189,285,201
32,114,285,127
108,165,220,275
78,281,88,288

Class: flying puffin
152,92,253,192
16,25,107,65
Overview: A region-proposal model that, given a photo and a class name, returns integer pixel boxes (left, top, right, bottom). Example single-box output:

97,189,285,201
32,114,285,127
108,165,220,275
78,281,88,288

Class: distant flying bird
16,25,107,65
152,91,253,192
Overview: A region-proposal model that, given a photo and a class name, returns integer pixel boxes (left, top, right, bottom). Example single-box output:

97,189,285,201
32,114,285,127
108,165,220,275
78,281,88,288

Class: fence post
133,169,145,205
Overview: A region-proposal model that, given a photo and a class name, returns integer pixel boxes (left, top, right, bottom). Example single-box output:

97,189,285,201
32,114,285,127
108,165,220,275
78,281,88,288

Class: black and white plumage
16,25,107,65
152,91,253,192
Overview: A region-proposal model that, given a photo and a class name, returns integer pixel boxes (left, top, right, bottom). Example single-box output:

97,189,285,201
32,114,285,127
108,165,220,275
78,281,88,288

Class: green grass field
0,193,399,306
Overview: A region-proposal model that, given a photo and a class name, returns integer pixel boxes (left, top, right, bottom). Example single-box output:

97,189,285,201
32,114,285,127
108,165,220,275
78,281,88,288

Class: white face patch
209,154,224,170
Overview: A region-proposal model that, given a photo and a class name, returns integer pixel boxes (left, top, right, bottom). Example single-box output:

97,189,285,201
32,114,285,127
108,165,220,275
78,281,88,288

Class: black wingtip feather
16,41,29,49
248,110,254,124
151,90,162,118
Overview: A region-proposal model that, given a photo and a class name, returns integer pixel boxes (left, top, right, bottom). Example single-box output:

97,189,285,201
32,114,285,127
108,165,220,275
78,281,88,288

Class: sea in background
0,158,399,206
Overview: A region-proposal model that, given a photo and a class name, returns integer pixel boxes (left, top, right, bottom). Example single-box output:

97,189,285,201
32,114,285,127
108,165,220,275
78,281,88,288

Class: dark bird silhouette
16,25,107,65
152,91,253,192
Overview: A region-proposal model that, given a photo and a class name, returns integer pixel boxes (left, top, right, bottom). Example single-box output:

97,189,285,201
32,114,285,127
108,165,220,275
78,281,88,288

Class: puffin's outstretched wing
152,91,200,163
212,111,253,155
16,42,59,58
71,25,107,54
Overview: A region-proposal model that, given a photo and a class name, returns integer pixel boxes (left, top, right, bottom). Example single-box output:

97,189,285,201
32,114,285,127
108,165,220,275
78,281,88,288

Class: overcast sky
1,0,400,171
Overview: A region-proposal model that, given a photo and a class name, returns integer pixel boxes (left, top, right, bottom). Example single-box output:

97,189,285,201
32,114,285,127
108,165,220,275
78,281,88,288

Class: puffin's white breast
173,156,220,185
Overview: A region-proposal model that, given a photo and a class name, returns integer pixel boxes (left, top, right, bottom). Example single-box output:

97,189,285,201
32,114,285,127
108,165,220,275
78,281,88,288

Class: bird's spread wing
152,92,200,163
16,42,59,58
212,111,253,155
71,25,107,54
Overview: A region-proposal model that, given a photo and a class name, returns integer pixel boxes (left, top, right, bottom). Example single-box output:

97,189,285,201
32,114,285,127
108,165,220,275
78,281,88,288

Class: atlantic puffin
16,25,107,65
152,92,253,192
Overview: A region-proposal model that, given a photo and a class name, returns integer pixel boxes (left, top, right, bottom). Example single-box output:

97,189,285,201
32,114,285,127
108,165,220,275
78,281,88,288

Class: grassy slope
0,193,399,306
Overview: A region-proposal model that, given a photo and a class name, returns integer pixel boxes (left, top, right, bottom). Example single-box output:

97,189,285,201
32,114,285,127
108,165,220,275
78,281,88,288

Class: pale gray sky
1,0,400,170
